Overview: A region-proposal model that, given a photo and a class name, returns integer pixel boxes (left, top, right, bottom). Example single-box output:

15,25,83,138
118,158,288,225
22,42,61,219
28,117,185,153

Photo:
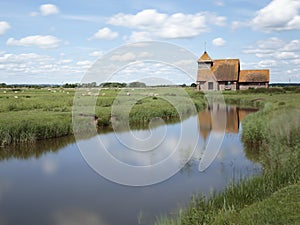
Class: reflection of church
198,104,256,140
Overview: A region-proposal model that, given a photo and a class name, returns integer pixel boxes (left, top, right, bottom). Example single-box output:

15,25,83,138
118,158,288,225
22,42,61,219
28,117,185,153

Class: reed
156,97,300,225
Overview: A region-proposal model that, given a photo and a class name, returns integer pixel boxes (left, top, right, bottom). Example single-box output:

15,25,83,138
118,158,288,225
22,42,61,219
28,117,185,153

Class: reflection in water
0,106,260,225
52,208,108,225
198,104,257,140
0,135,76,160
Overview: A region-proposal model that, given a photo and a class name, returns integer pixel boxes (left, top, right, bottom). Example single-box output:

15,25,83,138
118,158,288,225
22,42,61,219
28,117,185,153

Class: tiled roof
239,70,270,83
212,59,240,81
197,51,213,62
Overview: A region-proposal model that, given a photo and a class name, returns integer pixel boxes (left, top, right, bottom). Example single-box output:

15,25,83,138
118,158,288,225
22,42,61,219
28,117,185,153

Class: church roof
212,59,240,81
239,70,270,83
197,51,213,62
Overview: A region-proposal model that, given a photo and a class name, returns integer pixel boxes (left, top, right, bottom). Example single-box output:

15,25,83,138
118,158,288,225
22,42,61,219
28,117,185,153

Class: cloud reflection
53,208,107,225
41,159,59,175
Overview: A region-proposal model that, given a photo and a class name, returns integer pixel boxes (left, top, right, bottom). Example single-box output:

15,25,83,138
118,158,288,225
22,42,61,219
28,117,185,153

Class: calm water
0,106,261,225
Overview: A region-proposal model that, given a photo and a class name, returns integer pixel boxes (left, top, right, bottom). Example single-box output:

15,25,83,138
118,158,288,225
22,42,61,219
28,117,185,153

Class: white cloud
31,4,59,16
258,59,277,68
6,35,61,49
108,9,226,39
110,52,136,62
243,37,300,60
243,37,300,82
275,51,298,60
0,21,10,35
125,31,152,42
109,51,153,62
257,37,285,49
89,51,103,57
231,21,248,30
212,37,226,46
62,14,102,23
292,58,300,64
214,0,224,6
58,59,73,64
76,60,93,66
0,52,89,82
283,40,300,51
90,27,118,40
251,0,300,32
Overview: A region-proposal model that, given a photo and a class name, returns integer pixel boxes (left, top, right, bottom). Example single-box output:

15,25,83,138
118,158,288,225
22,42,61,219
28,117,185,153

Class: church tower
196,51,213,90
197,51,213,69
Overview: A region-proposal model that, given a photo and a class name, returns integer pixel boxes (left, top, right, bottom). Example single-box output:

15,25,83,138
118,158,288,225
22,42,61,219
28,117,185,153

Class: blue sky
0,0,300,84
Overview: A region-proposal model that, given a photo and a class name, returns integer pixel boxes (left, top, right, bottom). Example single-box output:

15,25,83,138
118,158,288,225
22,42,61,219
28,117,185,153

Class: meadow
0,86,207,146
157,87,300,225
0,86,299,224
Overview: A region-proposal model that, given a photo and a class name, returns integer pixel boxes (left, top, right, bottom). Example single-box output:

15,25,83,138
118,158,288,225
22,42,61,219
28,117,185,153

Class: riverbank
0,87,207,146
1,87,300,224
1,87,299,146
156,89,300,225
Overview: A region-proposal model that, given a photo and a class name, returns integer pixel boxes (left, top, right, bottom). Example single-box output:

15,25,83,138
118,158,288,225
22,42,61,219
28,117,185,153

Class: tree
128,82,146,87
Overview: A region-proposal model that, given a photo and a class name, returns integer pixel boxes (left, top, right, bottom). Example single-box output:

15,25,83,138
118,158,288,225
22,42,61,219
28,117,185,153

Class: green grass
0,87,207,145
156,90,300,225
1,86,300,223
213,183,300,225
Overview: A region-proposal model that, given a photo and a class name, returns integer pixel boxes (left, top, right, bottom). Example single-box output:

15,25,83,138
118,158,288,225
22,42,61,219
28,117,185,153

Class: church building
196,51,270,91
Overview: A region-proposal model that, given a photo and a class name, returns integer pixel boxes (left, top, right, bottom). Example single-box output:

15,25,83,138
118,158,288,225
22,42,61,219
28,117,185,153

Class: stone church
196,51,270,91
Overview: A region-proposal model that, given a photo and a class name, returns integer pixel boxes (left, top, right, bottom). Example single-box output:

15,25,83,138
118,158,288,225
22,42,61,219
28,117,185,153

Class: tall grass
0,111,72,146
156,99,300,225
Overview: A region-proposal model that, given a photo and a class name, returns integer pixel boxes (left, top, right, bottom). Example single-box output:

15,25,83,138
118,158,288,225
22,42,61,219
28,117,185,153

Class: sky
0,0,300,84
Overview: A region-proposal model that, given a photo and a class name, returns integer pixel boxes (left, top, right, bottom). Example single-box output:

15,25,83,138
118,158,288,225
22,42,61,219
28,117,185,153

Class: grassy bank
1,87,300,224
0,88,74,146
1,86,299,147
0,87,207,146
156,90,300,225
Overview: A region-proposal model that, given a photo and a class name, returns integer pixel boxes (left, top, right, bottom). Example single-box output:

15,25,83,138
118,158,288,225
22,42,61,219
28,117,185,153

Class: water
0,106,261,225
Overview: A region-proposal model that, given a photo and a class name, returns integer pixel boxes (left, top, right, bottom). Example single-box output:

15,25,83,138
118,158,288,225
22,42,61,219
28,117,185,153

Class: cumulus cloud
107,9,226,39
6,35,61,49
231,21,248,30
109,51,153,62
110,52,136,62
0,52,88,82
31,4,59,16
76,60,93,67
0,21,10,35
89,51,104,57
125,31,152,42
243,37,300,82
90,27,118,40
212,37,226,46
214,0,224,7
251,0,300,32
243,37,300,60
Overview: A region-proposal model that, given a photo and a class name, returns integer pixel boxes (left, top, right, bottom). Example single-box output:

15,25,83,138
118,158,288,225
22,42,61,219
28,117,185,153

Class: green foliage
239,87,286,94
156,93,300,225
213,184,300,225
63,83,78,88
100,82,127,88
295,87,300,93
128,81,146,87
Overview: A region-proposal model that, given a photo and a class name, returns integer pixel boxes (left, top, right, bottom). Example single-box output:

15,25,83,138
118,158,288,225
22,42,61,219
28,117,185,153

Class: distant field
0,86,300,146
0,87,206,145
